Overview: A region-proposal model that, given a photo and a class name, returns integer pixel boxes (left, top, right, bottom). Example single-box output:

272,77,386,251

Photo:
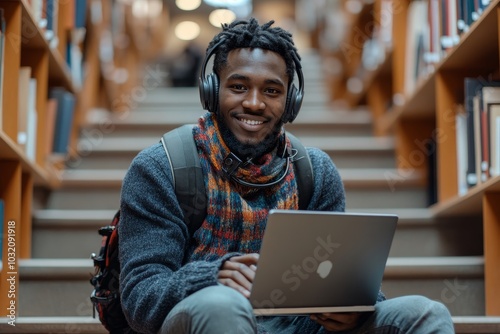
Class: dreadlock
207,18,301,85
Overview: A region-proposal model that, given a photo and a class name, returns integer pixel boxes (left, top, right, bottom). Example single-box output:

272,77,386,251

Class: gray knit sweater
119,141,346,333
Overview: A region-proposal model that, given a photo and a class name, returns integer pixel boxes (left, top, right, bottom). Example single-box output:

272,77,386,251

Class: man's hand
310,312,361,332
218,253,259,298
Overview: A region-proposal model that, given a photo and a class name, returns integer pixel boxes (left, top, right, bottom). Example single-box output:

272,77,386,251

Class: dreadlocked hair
207,18,300,85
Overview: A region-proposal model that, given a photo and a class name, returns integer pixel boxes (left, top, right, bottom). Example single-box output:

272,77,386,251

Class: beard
215,111,284,161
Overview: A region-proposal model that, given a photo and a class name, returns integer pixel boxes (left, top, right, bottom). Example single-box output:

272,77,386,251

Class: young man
118,18,454,333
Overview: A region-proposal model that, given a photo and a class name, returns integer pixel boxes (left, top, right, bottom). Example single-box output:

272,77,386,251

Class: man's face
217,48,288,149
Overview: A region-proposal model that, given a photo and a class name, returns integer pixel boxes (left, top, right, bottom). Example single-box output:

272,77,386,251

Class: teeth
240,118,263,125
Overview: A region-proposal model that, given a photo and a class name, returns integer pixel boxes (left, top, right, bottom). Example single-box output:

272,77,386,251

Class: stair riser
382,278,485,316
45,185,427,210
68,150,396,170
31,218,483,259
389,218,483,257
79,123,374,141
345,187,429,210
18,276,484,317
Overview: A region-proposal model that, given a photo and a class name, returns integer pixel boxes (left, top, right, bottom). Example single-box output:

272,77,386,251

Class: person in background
169,42,203,87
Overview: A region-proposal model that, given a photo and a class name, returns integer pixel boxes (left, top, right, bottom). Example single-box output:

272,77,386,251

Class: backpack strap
161,124,206,236
161,126,315,235
286,132,314,210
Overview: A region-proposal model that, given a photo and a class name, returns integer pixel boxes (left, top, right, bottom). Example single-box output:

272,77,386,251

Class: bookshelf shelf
431,176,500,216
0,131,59,188
377,70,436,134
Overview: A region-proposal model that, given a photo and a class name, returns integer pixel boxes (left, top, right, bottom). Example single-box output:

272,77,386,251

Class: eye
230,84,247,91
265,88,281,95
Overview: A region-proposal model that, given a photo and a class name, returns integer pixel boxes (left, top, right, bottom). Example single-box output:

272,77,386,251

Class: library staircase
12,51,500,333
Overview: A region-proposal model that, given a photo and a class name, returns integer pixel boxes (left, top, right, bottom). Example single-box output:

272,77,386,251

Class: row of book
456,78,500,195
405,0,494,95
17,67,76,161
27,0,87,88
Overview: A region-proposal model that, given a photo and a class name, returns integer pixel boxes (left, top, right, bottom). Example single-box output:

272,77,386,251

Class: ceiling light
132,0,163,18
209,9,236,27
204,0,249,6
175,21,201,40
176,0,202,11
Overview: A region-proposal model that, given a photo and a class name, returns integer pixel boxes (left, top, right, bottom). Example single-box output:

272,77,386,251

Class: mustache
215,112,283,160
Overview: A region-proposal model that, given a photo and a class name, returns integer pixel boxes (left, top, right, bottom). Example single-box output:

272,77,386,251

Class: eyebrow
228,74,285,88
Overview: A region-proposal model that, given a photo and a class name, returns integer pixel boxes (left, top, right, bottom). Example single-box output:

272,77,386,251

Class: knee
191,285,254,316
161,285,256,334
377,295,453,327
399,295,451,317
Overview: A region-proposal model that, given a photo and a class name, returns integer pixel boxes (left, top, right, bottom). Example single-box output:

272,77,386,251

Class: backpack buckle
98,225,115,236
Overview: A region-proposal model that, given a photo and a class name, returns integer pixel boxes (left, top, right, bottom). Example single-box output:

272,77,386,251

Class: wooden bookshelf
384,0,500,315
0,0,165,319
0,0,81,318
320,0,500,315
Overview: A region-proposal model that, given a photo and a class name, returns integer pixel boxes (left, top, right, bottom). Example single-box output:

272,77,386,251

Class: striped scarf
189,113,298,261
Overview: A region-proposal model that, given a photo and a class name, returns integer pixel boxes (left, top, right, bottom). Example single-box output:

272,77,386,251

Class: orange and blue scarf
190,113,298,260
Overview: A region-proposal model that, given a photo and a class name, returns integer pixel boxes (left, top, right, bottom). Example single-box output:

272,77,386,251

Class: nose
242,90,265,111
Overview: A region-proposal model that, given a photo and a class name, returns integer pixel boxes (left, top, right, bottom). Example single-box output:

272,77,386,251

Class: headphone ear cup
199,76,210,111
211,74,220,113
200,73,219,113
284,84,300,123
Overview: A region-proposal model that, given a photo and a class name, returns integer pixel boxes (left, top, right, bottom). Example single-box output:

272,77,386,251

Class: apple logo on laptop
316,260,333,279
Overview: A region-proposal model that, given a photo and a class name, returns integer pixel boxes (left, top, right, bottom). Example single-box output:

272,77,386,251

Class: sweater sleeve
118,143,228,333
305,147,346,212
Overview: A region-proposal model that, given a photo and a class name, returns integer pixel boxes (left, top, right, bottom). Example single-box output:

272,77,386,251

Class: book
404,0,430,96
463,78,500,187
464,78,481,187
45,98,58,158
45,0,59,48
479,86,500,180
17,67,32,151
489,104,500,177
455,105,469,195
473,94,483,184
75,0,88,28
26,78,38,162
50,87,76,154
495,117,500,178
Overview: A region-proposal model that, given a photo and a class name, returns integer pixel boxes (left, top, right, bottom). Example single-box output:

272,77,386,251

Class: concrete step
382,257,485,316
31,208,483,259
69,135,396,170
5,316,500,333
39,168,428,210
17,257,486,317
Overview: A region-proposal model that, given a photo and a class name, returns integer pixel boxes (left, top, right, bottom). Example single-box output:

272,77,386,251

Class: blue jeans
159,285,454,334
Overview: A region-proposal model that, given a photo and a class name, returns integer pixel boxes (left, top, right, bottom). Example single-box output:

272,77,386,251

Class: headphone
198,40,305,123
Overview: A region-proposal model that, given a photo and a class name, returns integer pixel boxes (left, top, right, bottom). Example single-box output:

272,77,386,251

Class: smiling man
118,18,454,334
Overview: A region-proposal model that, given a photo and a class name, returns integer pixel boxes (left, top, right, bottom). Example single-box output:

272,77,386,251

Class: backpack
90,124,314,333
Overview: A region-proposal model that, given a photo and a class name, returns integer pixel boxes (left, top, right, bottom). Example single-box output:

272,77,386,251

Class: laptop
250,209,398,316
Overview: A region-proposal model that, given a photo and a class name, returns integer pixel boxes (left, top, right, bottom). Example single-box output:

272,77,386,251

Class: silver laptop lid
250,210,398,315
